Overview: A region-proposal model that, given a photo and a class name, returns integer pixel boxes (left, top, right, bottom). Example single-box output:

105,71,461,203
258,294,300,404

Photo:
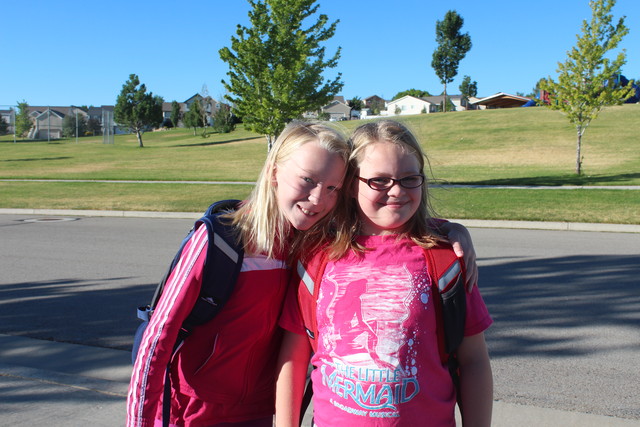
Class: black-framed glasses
358,174,425,190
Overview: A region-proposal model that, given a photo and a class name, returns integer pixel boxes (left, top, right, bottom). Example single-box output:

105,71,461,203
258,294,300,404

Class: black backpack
131,200,244,426
132,199,244,363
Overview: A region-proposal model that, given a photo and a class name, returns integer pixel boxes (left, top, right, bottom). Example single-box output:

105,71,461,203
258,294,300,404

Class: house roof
422,95,464,104
471,92,531,108
28,106,89,118
387,95,432,105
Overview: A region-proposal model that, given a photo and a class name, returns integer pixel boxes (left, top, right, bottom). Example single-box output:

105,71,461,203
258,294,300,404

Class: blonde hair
329,120,444,259
229,121,350,260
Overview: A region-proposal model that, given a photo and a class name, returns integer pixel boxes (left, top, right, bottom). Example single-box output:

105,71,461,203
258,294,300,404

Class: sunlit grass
1,104,638,223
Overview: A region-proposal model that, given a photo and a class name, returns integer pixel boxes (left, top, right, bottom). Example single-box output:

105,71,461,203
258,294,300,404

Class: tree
347,96,363,110
431,10,472,112
392,89,431,100
62,111,87,138
87,117,102,136
219,0,343,150
15,101,32,138
183,101,204,136
114,74,164,147
459,75,478,99
212,103,236,133
540,0,632,175
170,100,182,128
367,98,385,115
0,116,8,135
526,78,548,99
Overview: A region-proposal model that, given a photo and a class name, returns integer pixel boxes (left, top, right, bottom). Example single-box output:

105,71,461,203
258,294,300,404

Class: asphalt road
0,214,638,421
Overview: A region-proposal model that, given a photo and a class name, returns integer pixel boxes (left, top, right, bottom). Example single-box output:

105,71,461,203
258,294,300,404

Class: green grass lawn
1,104,638,223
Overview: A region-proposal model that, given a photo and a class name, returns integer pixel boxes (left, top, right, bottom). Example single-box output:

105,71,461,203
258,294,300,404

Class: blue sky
2,0,638,107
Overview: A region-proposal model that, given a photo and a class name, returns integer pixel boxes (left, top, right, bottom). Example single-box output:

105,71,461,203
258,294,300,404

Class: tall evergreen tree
219,0,343,149
62,111,87,138
15,101,32,138
183,101,204,136
459,75,478,99
114,74,164,147
540,0,632,175
431,10,472,112
0,115,8,135
170,100,182,128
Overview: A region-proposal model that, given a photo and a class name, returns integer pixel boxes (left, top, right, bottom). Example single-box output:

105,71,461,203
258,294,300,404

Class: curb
1,208,638,233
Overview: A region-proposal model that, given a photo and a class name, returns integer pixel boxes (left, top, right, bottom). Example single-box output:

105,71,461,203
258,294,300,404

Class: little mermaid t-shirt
310,235,492,426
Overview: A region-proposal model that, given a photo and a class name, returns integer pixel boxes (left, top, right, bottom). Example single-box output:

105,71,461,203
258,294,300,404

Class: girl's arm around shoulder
436,221,478,291
275,330,312,427
457,332,493,427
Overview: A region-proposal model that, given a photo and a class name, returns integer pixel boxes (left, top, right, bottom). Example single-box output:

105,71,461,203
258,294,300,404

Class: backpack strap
177,207,244,341
423,244,467,406
160,199,243,427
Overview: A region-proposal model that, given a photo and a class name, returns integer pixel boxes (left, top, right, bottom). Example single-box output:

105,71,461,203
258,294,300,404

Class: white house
384,95,435,116
384,94,471,116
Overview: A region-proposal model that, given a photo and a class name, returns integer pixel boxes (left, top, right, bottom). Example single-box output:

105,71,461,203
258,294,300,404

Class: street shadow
0,277,156,352
479,254,640,358
2,254,639,362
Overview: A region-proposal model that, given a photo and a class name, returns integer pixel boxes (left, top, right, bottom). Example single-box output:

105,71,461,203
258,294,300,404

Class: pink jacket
127,224,290,426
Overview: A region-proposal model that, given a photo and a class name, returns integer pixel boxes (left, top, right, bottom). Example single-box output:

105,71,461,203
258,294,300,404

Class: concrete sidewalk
1,334,638,427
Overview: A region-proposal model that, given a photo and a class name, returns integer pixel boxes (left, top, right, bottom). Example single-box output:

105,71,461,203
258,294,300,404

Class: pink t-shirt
309,235,492,426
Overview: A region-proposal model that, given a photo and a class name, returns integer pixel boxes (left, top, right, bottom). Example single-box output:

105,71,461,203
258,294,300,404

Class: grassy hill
1,104,638,223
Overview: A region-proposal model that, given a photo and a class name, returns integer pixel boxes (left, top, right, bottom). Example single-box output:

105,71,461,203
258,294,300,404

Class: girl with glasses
277,120,493,427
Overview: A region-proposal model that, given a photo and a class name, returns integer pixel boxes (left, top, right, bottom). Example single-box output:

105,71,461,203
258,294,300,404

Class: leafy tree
62,111,88,138
219,0,343,150
183,101,204,136
15,101,32,138
459,75,478,99
170,100,182,128
392,89,431,100
431,10,472,112
526,78,548,99
87,117,102,135
367,98,385,115
540,0,632,175
114,74,164,147
0,115,8,135
348,96,363,110
212,103,236,133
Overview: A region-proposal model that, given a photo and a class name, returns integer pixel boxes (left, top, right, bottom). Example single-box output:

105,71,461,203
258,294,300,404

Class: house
183,94,221,126
470,92,532,109
322,98,352,121
0,109,14,134
384,95,435,116
87,105,127,135
384,94,471,116
162,102,187,127
422,95,470,112
362,95,386,115
26,106,89,140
